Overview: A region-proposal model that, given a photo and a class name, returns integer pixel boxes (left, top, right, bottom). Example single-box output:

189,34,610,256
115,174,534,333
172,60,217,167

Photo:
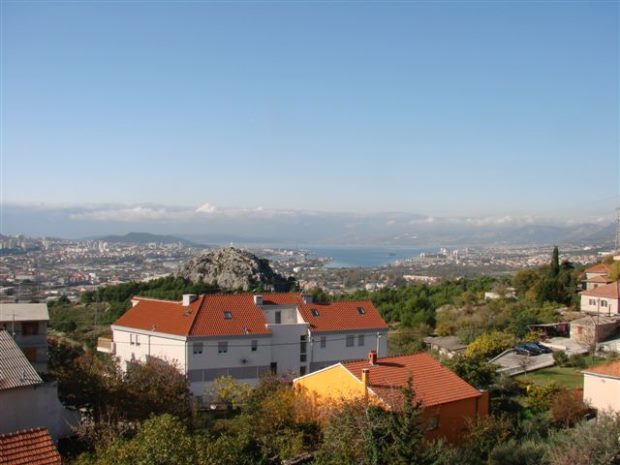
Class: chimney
302,294,313,304
182,294,197,306
253,295,263,306
361,368,370,401
368,350,377,366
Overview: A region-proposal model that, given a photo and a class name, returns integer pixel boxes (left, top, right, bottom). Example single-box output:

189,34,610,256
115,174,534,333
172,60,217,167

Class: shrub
526,382,562,411
465,331,517,359
552,351,569,367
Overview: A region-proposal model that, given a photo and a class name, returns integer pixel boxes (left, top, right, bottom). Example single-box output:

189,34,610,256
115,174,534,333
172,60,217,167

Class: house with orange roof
293,350,488,444
580,281,620,316
105,293,388,401
582,359,620,413
0,428,61,465
582,263,613,290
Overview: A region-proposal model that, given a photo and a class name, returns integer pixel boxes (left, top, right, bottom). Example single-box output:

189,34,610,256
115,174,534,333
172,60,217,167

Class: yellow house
293,351,488,444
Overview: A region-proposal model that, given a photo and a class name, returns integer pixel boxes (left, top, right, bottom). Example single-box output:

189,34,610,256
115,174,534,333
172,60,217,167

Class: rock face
177,247,287,291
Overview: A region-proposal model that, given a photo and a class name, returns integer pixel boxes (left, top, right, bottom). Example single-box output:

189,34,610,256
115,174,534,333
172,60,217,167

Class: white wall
0,382,80,440
309,330,388,371
261,305,301,324
112,326,187,372
583,374,620,413
580,296,619,315
268,323,309,377
187,335,273,397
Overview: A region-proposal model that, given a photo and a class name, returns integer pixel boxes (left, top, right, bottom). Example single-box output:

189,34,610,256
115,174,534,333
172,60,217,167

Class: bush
553,351,569,367
526,382,562,411
567,354,586,368
549,390,590,428
489,439,547,465
465,331,517,359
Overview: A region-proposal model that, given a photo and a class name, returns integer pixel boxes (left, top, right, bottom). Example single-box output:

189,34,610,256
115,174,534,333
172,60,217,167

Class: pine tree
388,376,426,465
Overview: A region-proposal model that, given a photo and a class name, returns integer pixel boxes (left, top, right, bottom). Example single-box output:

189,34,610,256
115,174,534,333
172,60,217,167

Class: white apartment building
105,293,389,399
0,303,50,372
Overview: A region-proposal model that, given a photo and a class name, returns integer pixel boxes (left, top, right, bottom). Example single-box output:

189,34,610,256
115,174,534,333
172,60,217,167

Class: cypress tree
549,246,560,278
388,376,426,465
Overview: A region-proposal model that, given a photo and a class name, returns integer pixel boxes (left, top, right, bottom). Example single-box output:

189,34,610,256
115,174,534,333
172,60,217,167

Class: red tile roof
343,353,482,408
114,295,204,336
583,359,620,379
298,301,388,332
585,263,611,274
0,428,61,465
113,293,387,338
588,275,612,284
189,294,271,337
580,281,620,299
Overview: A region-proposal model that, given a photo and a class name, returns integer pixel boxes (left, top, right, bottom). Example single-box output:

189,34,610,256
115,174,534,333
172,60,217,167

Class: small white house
0,303,50,372
104,293,389,401
580,282,620,316
0,330,79,440
582,360,620,413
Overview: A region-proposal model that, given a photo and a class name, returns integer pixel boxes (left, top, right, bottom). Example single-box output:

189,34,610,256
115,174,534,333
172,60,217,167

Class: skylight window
357,307,366,315
224,311,233,320
310,308,320,317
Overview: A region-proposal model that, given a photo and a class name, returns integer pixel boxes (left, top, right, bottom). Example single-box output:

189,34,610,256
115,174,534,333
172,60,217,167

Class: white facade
0,382,80,440
580,295,620,316
583,373,620,413
110,301,388,400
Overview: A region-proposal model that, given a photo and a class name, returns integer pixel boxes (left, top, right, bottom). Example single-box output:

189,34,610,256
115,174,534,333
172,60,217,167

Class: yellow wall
294,364,366,406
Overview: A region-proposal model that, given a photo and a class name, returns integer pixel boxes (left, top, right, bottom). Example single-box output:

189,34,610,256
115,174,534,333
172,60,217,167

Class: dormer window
357,307,366,315
224,311,233,320
310,308,320,317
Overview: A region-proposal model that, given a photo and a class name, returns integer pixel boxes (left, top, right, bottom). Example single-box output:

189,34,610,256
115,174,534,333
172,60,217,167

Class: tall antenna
615,206,620,252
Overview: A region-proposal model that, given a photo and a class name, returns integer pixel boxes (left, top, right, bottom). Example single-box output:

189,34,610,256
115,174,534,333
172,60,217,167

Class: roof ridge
343,352,429,366
186,294,207,336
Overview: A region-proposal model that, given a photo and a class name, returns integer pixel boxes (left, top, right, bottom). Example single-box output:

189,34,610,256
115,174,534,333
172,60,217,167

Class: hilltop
176,247,290,291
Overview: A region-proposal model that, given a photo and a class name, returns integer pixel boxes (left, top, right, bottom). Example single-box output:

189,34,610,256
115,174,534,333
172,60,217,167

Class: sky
1,1,619,232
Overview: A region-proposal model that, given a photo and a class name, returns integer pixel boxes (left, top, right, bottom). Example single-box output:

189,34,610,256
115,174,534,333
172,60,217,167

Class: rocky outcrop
177,247,287,291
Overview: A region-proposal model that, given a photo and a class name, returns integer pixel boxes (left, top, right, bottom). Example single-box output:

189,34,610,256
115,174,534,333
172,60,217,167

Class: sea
300,245,436,268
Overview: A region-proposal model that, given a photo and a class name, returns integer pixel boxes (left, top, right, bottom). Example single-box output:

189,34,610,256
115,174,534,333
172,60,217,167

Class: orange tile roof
113,293,386,338
298,301,388,332
189,294,272,337
343,353,482,408
583,360,620,379
114,295,204,336
588,274,612,284
585,263,611,274
0,428,61,465
580,281,620,299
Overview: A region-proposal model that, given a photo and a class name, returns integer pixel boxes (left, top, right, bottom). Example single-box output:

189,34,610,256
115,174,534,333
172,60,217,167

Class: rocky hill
177,247,288,291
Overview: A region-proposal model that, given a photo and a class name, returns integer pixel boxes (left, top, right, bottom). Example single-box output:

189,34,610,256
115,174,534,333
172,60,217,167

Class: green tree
387,377,426,465
443,355,498,389
549,246,560,278
465,331,517,359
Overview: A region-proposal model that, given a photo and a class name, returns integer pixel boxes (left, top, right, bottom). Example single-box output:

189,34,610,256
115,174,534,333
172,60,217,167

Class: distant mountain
91,232,198,245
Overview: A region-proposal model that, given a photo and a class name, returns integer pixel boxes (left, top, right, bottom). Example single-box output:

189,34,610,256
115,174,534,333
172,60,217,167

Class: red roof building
106,293,389,399
580,282,620,316
0,428,61,465
294,351,489,444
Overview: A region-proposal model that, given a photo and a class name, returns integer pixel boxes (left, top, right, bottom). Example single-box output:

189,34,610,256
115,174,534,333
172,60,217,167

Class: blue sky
2,1,618,222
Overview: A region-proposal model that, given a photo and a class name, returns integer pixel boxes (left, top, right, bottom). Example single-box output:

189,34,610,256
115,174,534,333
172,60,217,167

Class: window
218,341,228,354
428,414,440,430
135,334,140,346
224,311,233,320
300,353,307,362
346,335,355,347
299,366,307,376
251,340,258,352
320,336,326,349
300,335,307,362
193,342,203,355
310,308,320,317
357,306,366,315
275,311,282,324
358,334,365,346
601,300,608,307
270,362,278,374
21,322,39,336
589,299,596,305
130,334,135,345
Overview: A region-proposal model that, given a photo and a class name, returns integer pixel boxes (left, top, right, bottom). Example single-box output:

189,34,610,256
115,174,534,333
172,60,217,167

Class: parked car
532,342,552,354
514,343,542,356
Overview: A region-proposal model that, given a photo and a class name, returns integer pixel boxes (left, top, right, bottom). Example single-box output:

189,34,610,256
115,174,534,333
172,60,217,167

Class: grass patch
517,367,584,390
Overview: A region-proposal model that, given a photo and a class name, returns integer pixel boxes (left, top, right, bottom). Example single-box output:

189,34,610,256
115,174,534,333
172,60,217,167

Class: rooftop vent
310,308,320,317
183,294,198,306
253,295,263,305
357,306,366,315
224,311,233,320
